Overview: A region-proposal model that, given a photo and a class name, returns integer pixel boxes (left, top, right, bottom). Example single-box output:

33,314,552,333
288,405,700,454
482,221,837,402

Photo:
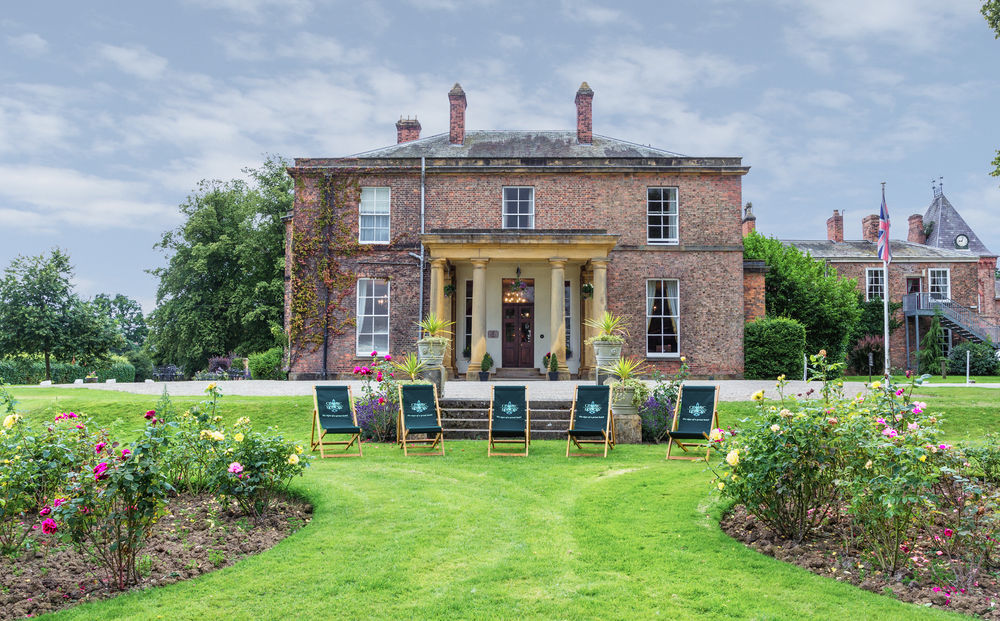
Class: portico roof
421,229,619,261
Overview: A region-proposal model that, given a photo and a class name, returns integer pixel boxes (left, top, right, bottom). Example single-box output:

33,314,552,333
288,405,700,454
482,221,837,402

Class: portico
421,230,618,380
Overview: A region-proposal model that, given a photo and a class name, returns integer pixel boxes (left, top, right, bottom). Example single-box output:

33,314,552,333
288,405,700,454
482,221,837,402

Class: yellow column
466,259,489,379
590,259,608,380
429,258,446,318
549,258,569,378
580,265,594,377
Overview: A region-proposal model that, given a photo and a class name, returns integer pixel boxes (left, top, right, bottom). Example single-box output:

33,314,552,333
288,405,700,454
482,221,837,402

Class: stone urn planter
610,386,642,444
592,340,623,366
416,339,446,368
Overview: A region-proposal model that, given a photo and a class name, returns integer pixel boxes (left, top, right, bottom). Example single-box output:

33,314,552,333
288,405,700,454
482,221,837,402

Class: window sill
646,353,681,359
646,241,679,246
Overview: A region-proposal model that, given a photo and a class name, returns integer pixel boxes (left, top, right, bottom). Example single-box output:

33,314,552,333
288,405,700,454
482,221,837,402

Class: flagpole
881,182,890,377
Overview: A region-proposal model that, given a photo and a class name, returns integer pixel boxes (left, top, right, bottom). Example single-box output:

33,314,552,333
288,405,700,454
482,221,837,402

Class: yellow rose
726,449,739,467
751,390,765,402
864,459,873,469
207,383,217,391
770,424,781,433
918,454,927,462
287,454,300,465
717,482,725,491
871,381,881,390
708,429,724,442
234,433,244,442
2,414,20,429
680,356,686,362
295,445,303,455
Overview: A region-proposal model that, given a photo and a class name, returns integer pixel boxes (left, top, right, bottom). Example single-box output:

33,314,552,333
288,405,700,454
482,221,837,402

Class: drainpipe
321,222,332,380
417,156,426,340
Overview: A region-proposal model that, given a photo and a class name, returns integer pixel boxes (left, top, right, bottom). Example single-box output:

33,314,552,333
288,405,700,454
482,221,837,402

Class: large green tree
93,293,148,353
986,2,1000,177
146,155,291,372
743,232,862,362
0,249,121,379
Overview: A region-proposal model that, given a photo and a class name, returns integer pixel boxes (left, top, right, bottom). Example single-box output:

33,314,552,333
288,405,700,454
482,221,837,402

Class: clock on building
955,234,969,249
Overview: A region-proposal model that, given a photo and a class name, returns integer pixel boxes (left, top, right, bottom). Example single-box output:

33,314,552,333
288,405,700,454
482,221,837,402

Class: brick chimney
395,117,421,144
741,202,756,237
862,214,879,243
907,214,925,244
575,81,594,145
448,83,466,145
826,210,844,243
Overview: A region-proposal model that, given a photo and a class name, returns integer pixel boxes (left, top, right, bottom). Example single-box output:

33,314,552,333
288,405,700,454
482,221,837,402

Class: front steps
439,398,572,440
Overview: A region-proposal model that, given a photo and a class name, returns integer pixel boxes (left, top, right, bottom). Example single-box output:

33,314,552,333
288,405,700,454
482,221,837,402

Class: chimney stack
741,202,756,237
826,210,843,243
395,117,421,144
862,214,880,243
575,82,594,145
907,214,925,244
448,83,467,145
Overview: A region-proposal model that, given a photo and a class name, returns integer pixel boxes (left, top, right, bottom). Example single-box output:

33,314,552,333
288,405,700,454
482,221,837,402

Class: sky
1,0,999,311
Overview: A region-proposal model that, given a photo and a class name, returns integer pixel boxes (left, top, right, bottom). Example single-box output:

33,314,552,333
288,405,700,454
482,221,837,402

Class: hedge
744,317,806,380
249,347,285,380
947,341,1000,376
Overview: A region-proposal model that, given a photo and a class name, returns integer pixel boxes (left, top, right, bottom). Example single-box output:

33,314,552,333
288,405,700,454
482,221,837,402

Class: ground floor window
356,278,389,355
646,279,679,356
865,268,885,301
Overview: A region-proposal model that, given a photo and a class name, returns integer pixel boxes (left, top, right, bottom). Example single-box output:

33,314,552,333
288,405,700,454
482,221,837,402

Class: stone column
466,259,489,379
429,258,446,318
549,258,569,378
589,259,608,379
580,265,595,378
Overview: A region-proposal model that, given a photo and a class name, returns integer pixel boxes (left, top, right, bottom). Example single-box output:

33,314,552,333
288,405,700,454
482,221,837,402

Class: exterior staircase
439,398,572,440
903,293,1000,349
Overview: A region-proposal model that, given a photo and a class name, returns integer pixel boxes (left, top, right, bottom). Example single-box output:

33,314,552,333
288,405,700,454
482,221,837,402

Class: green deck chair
488,385,531,457
397,383,445,456
310,385,363,458
566,384,615,458
666,384,720,461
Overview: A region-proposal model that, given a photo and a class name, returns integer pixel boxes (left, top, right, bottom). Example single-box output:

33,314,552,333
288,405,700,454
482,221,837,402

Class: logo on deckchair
411,400,429,413
584,401,602,415
688,403,707,417
325,400,344,413
501,402,519,416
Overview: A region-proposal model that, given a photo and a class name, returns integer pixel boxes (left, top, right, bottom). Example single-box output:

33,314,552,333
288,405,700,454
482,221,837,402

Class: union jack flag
877,187,891,264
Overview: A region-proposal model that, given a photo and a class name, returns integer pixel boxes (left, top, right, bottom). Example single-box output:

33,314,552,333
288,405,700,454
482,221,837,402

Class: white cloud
187,0,315,24
219,32,370,64
497,34,523,50
560,0,625,25
96,44,168,80
0,165,177,231
6,32,48,56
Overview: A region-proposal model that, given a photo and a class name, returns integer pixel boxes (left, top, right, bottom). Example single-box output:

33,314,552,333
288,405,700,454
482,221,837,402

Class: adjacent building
285,83,751,380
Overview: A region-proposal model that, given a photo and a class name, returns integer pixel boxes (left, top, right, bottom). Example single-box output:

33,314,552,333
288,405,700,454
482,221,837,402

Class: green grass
6,387,983,620
845,374,1000,384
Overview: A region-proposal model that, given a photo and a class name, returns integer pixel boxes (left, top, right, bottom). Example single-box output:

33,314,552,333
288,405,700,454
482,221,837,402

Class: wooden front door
502,304,534,368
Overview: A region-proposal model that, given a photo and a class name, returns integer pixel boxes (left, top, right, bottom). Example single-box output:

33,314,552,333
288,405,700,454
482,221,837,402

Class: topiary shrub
946,341,999,376
744,317,806,380
248,347,284,380
97,362,136,383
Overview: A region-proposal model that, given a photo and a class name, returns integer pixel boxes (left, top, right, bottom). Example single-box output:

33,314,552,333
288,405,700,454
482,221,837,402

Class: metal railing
902,293,1000,347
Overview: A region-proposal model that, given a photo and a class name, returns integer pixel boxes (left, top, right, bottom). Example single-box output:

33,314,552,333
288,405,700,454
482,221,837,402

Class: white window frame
646,187,679,245
929,268,951,300
463,279,473,357
502,186,534,229
359,187,391,244
865,268,885,302
645,278,680,358
356,278,390,356
564,280,572,358
941,328,953,358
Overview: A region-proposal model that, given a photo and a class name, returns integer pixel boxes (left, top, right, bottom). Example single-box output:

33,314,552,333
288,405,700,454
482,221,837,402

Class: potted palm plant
584,311,629,367
390,353,428,382
600,356,649,444
416,312,454,367
479,352,493,381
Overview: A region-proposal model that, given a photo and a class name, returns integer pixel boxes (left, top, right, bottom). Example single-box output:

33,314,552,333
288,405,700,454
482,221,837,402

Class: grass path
5,387,984,619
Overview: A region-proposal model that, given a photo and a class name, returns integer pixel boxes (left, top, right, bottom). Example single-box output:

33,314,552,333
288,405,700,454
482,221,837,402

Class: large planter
611,385,642,444
479,371,491,381
592,340,623,366
417,339,446,367
548,371,560,381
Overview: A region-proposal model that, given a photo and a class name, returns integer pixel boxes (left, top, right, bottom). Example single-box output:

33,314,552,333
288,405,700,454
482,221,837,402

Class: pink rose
75,424,85,430
39,506,51,516
881,427,898,438
53,498,67,508
41,519,58,534
120,449,131,460
371,351,378,357
943,528,954,538
876,417,886,425
895,388,905,396
377,397,386,405
353,366,361,374
907,422,919,431
144,410,155,420
94,442,107,454
376,371,383,382
93,462,109,481
384,354,392,362
228,462,244,474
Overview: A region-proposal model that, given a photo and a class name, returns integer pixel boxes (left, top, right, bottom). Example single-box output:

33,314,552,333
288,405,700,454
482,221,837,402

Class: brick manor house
284,83,751,380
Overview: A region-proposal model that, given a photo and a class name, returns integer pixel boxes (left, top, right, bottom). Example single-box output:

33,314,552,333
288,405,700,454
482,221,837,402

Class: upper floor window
865,268,885,301
929,268,950,300
646,279,680,356
647,187,678,244
503,187,534,229
359,187,390,243
356,278,390,355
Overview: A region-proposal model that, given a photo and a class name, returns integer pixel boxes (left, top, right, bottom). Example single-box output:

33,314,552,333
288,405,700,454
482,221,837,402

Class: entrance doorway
501,279,534,368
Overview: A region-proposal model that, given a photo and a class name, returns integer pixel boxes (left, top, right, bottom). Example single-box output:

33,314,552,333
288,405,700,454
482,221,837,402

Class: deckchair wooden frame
488,385,531,457
397,383,445,457
666,384,720,462
566,385,615,458
310,385,363,458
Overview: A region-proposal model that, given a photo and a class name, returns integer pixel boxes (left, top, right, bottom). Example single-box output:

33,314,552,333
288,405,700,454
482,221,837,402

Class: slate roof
923,193,994,256
343,131,688,159
783,239,978,262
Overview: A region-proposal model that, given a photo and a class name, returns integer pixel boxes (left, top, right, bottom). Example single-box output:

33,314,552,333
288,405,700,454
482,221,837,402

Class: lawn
845,375,1000,385
9,386,992,620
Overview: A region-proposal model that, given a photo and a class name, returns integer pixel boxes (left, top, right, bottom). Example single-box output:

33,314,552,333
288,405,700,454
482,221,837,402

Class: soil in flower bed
722,505,1000,618
0,493,312,620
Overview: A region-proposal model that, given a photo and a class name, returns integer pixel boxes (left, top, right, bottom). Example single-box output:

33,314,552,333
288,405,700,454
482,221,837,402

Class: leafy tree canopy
743,232,862,361
985,2,1000,177
0,249,121,379
146,155,291,373
93,293,148,353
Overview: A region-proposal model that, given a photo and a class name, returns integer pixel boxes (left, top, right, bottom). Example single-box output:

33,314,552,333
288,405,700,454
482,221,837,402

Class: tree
146,155,291,372
919,312,945,375
0,250,121,380
743,232,862,362
93,293,148,353
985,2,1000,177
